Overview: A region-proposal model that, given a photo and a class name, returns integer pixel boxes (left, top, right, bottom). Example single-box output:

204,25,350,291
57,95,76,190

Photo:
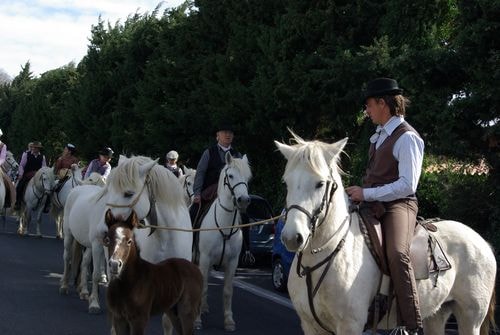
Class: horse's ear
242,154,249,165
139,159,157,177
225,151,233,165
330,137,348,156
127,211,139,228
274,140,294,160
105,209,114,227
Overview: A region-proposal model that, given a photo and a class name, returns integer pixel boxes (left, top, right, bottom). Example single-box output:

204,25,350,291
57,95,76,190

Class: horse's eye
316,181,325,189
124,191,134,198
228,174,234,179
127,239,132,246
102,236,110,246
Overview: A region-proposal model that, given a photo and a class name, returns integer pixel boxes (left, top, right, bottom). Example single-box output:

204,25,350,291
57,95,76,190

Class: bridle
31,171,53,208
213,167,249,267
182,174,194,200
221,167,248,209
284,172,338,238
283,171,351,334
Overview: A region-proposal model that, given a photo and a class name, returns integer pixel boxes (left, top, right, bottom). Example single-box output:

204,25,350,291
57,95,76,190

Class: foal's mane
282,132,344,180
101,155,184,207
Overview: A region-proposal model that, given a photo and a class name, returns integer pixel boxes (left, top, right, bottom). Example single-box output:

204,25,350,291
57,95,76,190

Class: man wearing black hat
345,78,424,335
191,124,242,221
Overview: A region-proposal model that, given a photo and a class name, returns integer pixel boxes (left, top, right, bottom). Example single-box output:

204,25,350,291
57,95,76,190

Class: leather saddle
357,202,451,280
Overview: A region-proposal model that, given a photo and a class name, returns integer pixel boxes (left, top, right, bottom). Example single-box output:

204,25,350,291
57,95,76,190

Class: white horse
275,133,497,335
179,166,196,207
2,151,19,182
195,152,252,331
60,184,110,313
17,167,56,237
1,151,18,225
51,166,105,239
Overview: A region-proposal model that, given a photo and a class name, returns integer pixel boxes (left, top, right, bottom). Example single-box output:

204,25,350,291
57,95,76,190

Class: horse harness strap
214,203,239,269
296,214,351,334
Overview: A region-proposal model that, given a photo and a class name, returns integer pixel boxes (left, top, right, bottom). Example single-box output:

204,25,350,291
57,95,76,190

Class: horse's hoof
224,324,236,332
99,274,108,284
194,320,202,330
59,287,69,295
79,292,89,300
88,306,101,314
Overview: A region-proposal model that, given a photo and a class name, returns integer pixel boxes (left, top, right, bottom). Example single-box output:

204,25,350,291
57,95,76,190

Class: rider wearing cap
165,150,183,178
84,147,114,181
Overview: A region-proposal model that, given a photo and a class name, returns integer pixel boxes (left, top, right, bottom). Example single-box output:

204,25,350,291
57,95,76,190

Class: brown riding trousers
382,198,422,330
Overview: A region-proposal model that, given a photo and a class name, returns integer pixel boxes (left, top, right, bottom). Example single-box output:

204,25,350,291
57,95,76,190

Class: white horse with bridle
102,155,193,334
275,133,496,335
17,167,56,237
195,152,252,331
51,165,105,239
179,166,196,207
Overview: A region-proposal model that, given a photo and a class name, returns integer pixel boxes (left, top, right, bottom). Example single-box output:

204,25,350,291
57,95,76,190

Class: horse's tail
480,284,496,335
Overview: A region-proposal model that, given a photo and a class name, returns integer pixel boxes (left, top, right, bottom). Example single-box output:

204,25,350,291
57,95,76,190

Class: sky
0,0,186,79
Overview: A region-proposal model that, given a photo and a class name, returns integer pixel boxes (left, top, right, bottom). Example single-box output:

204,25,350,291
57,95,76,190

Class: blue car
271,209,295,291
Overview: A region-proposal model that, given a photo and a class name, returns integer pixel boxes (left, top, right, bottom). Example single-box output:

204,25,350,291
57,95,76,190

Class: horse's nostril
296,234,303,246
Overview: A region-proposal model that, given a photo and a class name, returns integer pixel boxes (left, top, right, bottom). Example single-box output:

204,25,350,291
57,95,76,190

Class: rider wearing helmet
84,147,114,181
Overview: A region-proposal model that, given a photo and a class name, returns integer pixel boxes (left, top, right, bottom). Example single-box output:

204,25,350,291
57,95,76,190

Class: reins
106,175,150,209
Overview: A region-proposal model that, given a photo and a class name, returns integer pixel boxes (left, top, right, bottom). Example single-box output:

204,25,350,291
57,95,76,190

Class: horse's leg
59,232,75,294
222,255,239,331
198,255,211,314
161,313,174,335
35,206,43,237
78,247,92,300
453,302,485,335
88,241,104,314
164,311,182,335
112,316,130,335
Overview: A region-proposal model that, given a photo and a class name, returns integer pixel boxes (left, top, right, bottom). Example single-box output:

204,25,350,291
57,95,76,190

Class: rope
136,213,285,232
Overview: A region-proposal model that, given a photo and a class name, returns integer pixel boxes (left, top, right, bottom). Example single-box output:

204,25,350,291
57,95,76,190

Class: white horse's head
179,166,196,206
34,166,57,194
83,172,106,187
218,152,252,212
105,155,184,221
275,131,348,252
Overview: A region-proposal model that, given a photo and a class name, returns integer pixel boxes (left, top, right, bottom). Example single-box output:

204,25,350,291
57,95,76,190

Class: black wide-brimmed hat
216,123,234,132
363,77,403,100
98,147,114,157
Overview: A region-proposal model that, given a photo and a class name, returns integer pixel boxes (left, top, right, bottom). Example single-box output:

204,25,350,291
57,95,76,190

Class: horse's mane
101,155,184,207
226,156,252,181
34,166,55,181
282,131,344,180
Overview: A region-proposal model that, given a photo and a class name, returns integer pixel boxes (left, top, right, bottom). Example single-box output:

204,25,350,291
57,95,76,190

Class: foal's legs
161,313,174,335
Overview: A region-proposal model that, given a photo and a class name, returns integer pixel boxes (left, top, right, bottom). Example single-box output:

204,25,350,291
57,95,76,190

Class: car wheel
272,258,288,292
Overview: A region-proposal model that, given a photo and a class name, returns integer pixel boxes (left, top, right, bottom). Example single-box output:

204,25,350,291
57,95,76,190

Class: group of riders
0,133,115,214
0,122,241,233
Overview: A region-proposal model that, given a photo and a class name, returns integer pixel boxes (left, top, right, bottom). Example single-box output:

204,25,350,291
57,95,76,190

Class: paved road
0,215,302,334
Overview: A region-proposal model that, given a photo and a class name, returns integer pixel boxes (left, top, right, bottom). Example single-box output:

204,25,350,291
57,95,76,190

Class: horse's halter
284,172,338,237
183,175,194,199
219,167,248,211
106,174,150,210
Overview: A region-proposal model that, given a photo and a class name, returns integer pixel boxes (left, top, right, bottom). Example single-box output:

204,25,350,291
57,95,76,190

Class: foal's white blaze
109,227,127,279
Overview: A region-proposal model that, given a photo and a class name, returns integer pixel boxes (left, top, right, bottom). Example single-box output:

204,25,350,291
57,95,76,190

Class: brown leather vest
362,122,420,188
